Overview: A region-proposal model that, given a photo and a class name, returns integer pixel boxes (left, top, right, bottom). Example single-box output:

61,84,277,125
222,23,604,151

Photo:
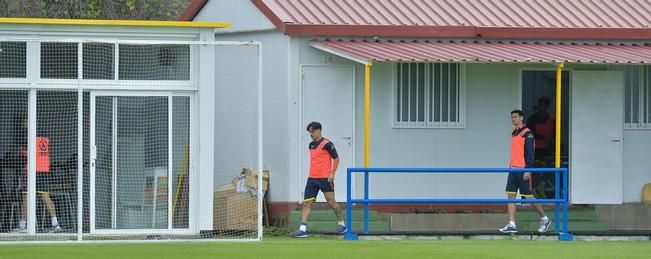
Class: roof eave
285,24,651,40
479,27,651,40
251,0,287,34
286,25,477,38
179,0,209,21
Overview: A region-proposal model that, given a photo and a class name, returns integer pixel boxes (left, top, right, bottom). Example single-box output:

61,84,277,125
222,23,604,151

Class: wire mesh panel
172,96,190,229
0,91,28,235
0,90,81,241
83,43,115,80
0,42,27,78
41,42,78,79
93,96,169,231
119,44,190,81
90,93,196,240
212,45,262,240
34,91,79,237
93,96,112,231
0,38,262,242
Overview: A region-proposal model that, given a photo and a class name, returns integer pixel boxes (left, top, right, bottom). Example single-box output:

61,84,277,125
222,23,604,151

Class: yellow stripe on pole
555,63,564,168
0,17,231,28
364,62,372,167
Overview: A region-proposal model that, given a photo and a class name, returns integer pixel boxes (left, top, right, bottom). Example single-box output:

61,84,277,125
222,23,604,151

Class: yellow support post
555,63,564,168
364,62,372,167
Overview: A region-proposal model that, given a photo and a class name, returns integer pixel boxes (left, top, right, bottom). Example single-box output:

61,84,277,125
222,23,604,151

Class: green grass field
1,237,650,259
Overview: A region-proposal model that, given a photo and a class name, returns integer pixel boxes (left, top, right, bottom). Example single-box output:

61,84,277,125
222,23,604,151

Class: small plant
264,226,289,237
454,209,470,214
478,209,496,213
410,208,426,214
432,208,445,214
398,208,445,214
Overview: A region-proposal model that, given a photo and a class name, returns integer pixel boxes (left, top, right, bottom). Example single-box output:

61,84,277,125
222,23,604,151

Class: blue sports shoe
292,230,308,238
538,218,552,233
498,224,517,234
336,225,347,234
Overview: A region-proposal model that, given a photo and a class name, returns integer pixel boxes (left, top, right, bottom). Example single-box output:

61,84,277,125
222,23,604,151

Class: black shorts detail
36,173,51,192
505,172,533,196
303,178,334,201
19,173,51,193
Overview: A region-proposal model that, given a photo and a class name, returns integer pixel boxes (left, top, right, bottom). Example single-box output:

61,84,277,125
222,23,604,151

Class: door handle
610,138,622,143
341,137,352,140
91,145,97,160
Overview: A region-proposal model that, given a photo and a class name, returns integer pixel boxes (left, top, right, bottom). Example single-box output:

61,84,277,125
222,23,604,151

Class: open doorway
521,70,570,199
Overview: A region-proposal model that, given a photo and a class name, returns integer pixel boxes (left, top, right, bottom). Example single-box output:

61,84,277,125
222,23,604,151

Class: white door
90,92,192,234
571,71,624,204
301,65,355,202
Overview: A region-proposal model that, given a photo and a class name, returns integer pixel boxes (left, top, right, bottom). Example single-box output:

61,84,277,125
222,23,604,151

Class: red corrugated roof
310,39,651,64
179,0,208,21
249,0,651,39
257,0,651,28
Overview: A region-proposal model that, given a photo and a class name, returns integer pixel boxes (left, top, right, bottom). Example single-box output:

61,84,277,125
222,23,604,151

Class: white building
184,0,651,222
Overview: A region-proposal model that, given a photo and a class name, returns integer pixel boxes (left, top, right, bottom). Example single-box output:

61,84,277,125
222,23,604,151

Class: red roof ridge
181,0,651,40
179,0,209,21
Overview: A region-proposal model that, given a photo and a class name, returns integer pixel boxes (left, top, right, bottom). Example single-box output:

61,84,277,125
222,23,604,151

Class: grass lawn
1,237,650,259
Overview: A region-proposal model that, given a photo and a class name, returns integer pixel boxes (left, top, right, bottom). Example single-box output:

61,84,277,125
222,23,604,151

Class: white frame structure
0,37,264,241
89,91,194,235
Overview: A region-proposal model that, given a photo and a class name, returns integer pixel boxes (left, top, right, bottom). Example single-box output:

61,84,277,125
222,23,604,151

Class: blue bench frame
345,167,574,241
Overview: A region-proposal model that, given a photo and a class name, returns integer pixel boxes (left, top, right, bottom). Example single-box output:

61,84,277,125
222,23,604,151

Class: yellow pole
555,63,564,168
364,62,372,167
172,145,190,216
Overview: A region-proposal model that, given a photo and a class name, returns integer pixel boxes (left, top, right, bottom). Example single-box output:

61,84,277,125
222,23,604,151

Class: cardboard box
213,186,258,231
144,176,168,206
231,168,270,193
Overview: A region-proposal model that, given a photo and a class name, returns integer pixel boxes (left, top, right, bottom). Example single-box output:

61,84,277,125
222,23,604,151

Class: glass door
90,93,190,233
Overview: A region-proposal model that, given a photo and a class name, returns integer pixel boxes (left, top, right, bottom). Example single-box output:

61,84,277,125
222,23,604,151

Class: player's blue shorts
303,178,334,202
19,173,52,193
505,172,533,197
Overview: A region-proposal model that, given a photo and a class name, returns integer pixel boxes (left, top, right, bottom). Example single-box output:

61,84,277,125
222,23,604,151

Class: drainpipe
555,63,564,168
364,62,372,167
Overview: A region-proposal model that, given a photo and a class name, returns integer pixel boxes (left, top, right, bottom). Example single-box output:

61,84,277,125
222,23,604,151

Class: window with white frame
83,43,115,80
0,41,27,78
395,63,464,128
41,42,78,79
38,42,191,82
620,66,651,129
119,44,190,80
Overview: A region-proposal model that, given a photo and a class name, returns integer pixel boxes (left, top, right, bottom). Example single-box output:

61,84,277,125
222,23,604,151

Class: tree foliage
0,0,192,20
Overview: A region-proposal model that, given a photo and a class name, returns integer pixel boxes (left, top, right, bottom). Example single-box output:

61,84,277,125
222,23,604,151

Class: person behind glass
14,118,61,233
527,97,555,159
